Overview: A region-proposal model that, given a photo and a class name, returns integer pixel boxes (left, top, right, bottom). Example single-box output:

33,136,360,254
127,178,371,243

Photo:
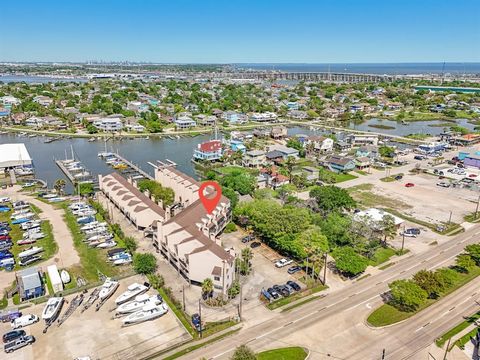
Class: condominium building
99,162,235,294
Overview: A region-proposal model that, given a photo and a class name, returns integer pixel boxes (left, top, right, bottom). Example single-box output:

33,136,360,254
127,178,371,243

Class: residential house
17,267,44,301
306,136,334,154
196,114,217,127
356,145,379,159
286,101,299,110
354,208,404,229
355,157,371,170
93,118,124,132
335,140,352,151
250,112,278,122
174,115,196,130
301,166,319,181
325,155,356,173
243,150,266,168
125,124,146,132
0,107,10,117
33,95,53,107
288,110,308,119
267,144,300,159
253,129,270,138
25,116,45,128
350,134,379,147
229,140,246,153
265,150,285,164
222,111,247,124
0,95,20,106
270,126,287,139
193,140,223,161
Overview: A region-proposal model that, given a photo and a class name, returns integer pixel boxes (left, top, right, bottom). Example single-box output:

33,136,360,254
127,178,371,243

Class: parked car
191,313,203,331
394,175,403,180
267,288,279,300
250,241,261,249
275,258,293,268
4,335,35,353
2,330,25,344
405,183,415,187
241,234,254,243
287,265,301,274
11,314,39,329
286,280,301,292
405,228,421,235
436,182,450,188
414,155,426,160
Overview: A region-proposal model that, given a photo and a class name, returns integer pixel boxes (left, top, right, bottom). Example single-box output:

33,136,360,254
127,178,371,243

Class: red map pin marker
199,181,222,214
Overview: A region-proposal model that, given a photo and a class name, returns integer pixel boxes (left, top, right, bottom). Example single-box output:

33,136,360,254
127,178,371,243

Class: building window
214,276,220,281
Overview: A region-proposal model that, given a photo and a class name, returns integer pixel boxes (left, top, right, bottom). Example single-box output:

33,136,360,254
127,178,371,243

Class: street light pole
198,299,202,338
475,194,480,219
401,225,405,253
323,252,328,286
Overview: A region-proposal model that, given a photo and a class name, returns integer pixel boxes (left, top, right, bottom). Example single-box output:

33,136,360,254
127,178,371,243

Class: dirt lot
1,275,190,360
371,172,477,224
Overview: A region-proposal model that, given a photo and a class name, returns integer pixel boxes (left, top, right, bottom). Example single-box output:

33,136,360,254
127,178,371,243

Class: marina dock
55,157,97,187
100,152,153,181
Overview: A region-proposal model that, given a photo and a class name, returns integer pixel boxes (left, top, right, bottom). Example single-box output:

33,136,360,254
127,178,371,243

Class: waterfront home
325,155,356,173
306,136,334,154
270,126,287,139
17,267,44,301
11,113,26,124
356,145,379,159
93,117,124,132
174,116,196,130
349,104,364,113
335,140,352,151
288,110,308,119
243,150,266,168
33,95,53,107
253,129,270,138
267,144,300,159
452,134,480,146
125,124,146,132
193,140,223,161
222,111,247,124
355,157,371,170
25,116,45,128
250,111,278,122
349,134,379,147
196,114,217,127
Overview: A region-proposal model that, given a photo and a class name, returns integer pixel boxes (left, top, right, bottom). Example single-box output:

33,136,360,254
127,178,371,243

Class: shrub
224,222,237,233
133,253,157,274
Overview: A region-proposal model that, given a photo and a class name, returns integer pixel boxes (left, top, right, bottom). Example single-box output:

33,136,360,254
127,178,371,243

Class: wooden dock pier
110,153,153,180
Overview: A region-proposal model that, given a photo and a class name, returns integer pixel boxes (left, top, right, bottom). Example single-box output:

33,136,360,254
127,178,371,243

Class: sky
0,0,479,63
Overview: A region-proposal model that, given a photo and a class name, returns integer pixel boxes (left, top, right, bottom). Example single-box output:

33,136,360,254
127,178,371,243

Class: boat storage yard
0,274,191,360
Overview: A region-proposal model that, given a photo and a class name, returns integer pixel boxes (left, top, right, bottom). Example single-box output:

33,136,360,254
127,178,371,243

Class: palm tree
284,156,296,182
201,278,214,298
54,178,66,195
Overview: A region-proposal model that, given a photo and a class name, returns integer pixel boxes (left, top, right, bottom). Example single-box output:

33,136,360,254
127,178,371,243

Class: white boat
114,255,132,266
69,202,87,210
98,278,119,301
49,197,67,203
80,221,99,231
23,232,45,240
11,212,34,220
67,165,83,172
21,221,41,230
84,227,108,235
42,297,64,322
74,209,97,217
122,303,168,325
86,233,111,242
61,270,71,284
42,194,58,199
115,283,150,305
18,246,44,259
74,171,90,178
96,240,117,249
116,294,162,315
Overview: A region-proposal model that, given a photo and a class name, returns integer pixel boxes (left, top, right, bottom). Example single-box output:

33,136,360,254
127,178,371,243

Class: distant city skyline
1,0,479,63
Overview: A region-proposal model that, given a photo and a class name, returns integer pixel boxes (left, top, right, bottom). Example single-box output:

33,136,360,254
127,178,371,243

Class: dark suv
3,330,26,344
287,280,301,291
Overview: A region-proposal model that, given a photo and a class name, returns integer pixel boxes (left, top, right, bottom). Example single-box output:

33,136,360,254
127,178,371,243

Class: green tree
124,236,137,253
220,169,256,195
284,156,296,182
465,244,480,265
332,246,368,276
78,182,94,196
222,186,239,209
54,178,66,195
230,345,256,360
379,146,395,158
389,279,428,312
455,254,476,273
202,278,214,297
309,186,356,214
318,212,353,246
378,215,397,246
133,253,157,274
412,270,444,299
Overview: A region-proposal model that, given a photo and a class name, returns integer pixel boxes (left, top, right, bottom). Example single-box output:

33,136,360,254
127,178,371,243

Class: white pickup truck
275,258,293,268
11,314,39,329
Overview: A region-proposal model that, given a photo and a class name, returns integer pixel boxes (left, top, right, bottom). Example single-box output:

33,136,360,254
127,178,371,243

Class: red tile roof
198,140,222,153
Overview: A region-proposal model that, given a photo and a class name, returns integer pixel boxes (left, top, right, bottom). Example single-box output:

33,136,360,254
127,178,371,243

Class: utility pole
198,299,202,338
306,257,309,280
182,285,185,311
381,349,386,359
448,211,452,225
323,252,328,285
475,194,480,219
239,285,243,320
401,225,406,253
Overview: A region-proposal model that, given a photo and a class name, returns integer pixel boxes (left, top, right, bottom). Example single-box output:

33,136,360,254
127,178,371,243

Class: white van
11,314,39,329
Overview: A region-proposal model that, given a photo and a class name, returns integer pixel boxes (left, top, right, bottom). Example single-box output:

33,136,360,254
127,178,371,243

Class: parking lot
1,275,191,360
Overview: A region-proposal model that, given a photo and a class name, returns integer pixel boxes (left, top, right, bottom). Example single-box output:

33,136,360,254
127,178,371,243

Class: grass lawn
369,247,397,267
456,328,479,348
334,172,358,183
436,309,480,347
348,186,412,211
368,266,480,327
354,170,368,176
257,347,308,360
61,204,121,282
